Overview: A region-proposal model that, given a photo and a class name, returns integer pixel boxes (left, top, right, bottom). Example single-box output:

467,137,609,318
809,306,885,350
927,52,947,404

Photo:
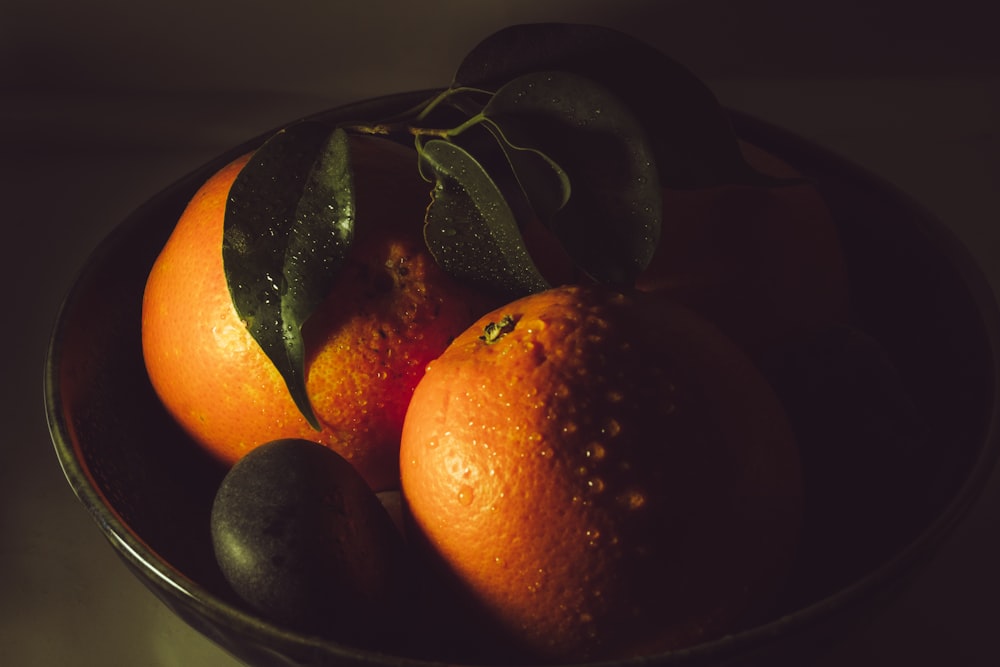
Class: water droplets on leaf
419,139,550,298
453,22,779,187
223,122,356,429
482,70,662,286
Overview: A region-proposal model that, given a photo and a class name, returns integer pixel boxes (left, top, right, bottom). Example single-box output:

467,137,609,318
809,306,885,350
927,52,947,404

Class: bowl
45,91,1000,666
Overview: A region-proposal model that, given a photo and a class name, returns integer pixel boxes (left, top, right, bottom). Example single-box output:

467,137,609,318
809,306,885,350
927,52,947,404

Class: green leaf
435,120,553,249
223,122,355,430
418,139,550,298
454,22,773,188
479,118,571,224
483,71,661,287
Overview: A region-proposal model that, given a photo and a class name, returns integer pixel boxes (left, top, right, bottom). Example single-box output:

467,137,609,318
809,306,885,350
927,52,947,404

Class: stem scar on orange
141,135,497,491
400,284,803,663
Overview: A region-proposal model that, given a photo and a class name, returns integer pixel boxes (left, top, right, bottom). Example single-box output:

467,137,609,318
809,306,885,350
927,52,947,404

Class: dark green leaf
223,123,355,429
479,118,571,224
439,121,550,251
454,22,775,188
483,71,661,287
418,139,550,298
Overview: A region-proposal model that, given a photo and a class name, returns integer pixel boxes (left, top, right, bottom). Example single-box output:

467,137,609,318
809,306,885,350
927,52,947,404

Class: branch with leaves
220,22,782,427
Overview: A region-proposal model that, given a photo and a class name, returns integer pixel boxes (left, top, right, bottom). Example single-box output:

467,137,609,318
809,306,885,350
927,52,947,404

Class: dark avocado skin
210,439,405,646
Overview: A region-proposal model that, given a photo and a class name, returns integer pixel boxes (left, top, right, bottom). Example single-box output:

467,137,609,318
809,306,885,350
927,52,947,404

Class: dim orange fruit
638,141,850,354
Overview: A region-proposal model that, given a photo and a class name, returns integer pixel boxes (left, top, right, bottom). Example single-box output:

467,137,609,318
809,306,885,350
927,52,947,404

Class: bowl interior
45,97,1000,666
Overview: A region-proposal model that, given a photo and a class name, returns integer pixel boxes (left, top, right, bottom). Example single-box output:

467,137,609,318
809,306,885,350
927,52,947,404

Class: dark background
3,1,998,665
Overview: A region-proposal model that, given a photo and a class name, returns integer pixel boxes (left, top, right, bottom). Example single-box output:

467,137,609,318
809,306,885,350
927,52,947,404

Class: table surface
3,2,998,665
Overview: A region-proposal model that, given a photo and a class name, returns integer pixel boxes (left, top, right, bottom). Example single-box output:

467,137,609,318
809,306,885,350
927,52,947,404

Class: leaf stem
341,112,486,143
414,85,493,122
341,85,493,145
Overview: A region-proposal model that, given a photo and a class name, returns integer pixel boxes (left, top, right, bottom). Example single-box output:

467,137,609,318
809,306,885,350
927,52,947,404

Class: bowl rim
43,93,1000,666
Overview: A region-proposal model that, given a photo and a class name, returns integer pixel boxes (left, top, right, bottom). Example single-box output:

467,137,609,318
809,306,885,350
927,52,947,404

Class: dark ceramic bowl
45,92,1000,666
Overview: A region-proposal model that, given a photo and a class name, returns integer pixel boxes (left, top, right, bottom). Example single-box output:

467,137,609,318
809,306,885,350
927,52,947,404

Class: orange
399,284,803,662
637,141,850,354
141,135,497,491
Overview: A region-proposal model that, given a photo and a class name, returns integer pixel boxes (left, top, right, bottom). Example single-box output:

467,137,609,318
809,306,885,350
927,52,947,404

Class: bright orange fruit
400,284,803,662
141,135,497,491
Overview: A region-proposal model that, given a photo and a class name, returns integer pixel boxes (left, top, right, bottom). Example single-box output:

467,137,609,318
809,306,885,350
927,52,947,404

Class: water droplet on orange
622,490,646,510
